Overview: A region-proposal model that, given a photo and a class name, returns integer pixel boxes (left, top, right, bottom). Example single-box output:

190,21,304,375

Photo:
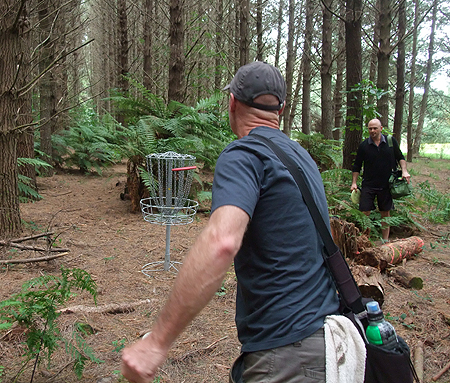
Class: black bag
251,133,418,383
389,169,412,199
344,309,417,383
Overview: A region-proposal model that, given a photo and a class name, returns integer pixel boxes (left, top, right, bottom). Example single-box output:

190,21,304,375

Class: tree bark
168,0,185,102
357,237,424,271
333,3,345,140
282,0,296,136
38,0,58,176
0,0,31,238
321,0,333,139
406,0,419,162
274,0,284,69
343,0,363,170
143,0,154,91
412,0,438,157
376,0,392,128
255,0,263,61
390,268,423,289
117,0,129,124
368,0,380,104
351,265,385,305
393,0,406,144
239,0,250,66
214,0,224,90
300,0,313,135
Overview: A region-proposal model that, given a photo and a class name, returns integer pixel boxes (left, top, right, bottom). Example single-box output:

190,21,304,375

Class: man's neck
237,117,280,138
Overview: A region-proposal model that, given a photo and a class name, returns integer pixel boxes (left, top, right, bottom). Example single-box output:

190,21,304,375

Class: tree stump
350,264,385,305
330,217,371,258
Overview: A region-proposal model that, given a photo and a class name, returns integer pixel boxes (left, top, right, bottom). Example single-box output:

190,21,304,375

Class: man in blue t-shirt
121,62,340,383
351,119,411,241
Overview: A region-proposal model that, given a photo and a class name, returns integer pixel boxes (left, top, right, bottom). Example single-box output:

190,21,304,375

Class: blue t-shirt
211,126,340,353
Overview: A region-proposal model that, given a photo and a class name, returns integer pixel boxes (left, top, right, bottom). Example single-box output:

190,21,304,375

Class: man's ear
278,101,286,115
229,93,237,112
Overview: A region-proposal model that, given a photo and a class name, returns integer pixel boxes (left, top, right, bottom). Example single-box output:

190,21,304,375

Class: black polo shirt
352,134,405,188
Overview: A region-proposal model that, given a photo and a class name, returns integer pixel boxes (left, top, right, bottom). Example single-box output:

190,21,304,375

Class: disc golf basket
140,152,198,275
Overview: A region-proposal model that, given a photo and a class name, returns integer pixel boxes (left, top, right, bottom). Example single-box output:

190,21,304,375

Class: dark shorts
359,186,394,212
230,328,325,383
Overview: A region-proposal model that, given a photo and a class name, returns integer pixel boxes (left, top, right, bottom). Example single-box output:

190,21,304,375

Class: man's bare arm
121,205,250,383
399,159,411,184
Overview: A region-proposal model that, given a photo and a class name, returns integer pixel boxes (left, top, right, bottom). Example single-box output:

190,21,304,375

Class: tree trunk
406,0,419,162
333,3,345,140
274,0,284,68
282,0,295,136
168,0,185,102
38,0,57,176
412,0,438,157
301,0,313,135
214,0,224,90
376,0,392,128
368,0,380,104
0,2,31,238
143,0,154,91
239,0,250,66
343,0,363,170
256,0,263,61
393,0,406,144
117,0,129,123
321,0,333,139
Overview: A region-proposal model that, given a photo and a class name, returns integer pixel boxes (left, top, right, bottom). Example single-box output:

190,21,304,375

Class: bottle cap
366,301,380,313
366,301,384,321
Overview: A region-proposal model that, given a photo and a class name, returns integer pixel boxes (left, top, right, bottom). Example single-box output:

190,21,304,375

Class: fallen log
414,341,424,383
57,299,152,314
0,252,69,264
350,265,384,305
356,236,424,271
390,268,423,290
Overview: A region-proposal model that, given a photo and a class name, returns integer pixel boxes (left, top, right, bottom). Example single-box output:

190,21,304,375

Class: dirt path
0,159,449,383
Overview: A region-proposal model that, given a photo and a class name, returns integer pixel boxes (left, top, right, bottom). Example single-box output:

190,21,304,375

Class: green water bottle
365,301,398,350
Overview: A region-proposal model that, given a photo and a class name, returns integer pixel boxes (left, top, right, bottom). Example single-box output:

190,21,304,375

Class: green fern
0,268,99,380
63,323,104,379
17,157,53,201
292,131,342,171
110,81,231,169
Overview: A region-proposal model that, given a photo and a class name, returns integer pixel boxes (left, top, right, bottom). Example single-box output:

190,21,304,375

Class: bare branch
0,252,69,264
18,39,94,97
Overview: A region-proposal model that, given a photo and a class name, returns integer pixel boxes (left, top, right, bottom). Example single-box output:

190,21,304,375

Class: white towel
324,315,366,383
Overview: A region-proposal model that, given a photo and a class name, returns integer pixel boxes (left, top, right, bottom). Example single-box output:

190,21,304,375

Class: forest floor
0,157,450,383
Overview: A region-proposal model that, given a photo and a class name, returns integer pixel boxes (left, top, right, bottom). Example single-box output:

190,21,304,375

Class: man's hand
121,333,168,383
351,172,360,192
402,170,411,184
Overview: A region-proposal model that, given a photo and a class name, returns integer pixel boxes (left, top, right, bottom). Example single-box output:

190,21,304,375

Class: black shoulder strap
251,133,366,316
386,135,399,171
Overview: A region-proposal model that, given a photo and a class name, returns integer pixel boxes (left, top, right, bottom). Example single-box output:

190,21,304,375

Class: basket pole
164,224,171,271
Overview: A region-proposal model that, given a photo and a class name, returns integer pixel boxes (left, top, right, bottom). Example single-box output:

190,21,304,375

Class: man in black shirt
351,118,410,241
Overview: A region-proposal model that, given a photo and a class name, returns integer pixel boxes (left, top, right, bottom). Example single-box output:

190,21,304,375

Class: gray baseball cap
223,61,286,111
